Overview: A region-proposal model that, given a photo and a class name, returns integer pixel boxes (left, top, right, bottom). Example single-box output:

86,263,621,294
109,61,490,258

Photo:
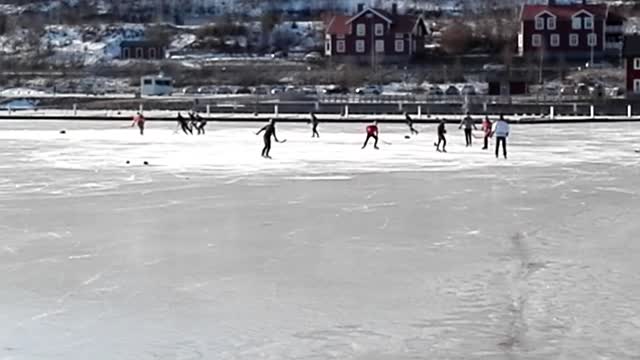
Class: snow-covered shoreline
1,109,640,123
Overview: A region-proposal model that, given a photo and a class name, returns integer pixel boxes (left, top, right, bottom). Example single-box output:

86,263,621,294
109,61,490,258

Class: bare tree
440,22,473,55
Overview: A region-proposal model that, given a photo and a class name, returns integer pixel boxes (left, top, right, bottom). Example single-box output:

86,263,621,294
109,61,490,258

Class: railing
606,25,624,33
605,42,623,50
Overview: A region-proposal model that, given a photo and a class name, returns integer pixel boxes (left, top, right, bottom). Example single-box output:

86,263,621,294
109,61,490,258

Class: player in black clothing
404,112,419,135
256,119,283,158
310,112,320,138
194,113,207,135
176,112,192,135
434,118,447,152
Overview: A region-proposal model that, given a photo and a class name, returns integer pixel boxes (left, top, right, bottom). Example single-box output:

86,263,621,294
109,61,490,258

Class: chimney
548,0,555,5
357,3,364,12
392,3,398,15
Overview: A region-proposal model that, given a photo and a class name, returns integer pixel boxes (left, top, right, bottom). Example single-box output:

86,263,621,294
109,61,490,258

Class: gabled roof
520,4,608,21
346,7,393,24
326,9,424,36
623,34,640,57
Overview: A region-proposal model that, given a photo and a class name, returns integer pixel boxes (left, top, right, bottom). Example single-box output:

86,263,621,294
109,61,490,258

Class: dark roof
326,15,351,35
607,11,626,23
120,40,165,47
520,4,608,21
623,34,640,57
326,8,421,35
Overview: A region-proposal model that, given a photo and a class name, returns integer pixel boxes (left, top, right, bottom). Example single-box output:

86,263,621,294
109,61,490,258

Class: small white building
140,74,173,96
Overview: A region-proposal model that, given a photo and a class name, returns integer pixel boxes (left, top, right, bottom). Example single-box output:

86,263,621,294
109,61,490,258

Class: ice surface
1,121,640,360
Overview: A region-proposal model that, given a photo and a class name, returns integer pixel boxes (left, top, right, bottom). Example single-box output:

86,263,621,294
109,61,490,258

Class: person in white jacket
491,114,510,159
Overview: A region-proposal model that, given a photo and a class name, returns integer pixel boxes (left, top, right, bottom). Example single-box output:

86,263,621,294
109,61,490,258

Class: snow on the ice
1,120,640,360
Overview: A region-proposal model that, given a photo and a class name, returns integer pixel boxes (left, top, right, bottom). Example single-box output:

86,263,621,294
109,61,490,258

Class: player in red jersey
361,121,379,149
131,112,145,135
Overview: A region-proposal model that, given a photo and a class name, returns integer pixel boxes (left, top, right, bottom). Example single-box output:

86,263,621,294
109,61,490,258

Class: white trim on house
336,39,345,53
375,23,384,36
532,34,542,47
572,17,582,30
356,23,366,36
588,33,597,47
535,17,545,30
570,33,579,47
572,9,595,18
355,39,365,53
634,79,640,93
547,17,556,30
375,39,384,53
395,39,404,53
346,7,393,25
633,57,640,70
550,34,559,47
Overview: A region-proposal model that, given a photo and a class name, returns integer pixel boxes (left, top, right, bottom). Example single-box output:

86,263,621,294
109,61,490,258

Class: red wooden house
623,34,640,96
324,3,428,64
518,1,624,62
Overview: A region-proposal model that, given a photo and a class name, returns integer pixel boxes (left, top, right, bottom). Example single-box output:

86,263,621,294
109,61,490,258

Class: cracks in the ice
499,231,538,355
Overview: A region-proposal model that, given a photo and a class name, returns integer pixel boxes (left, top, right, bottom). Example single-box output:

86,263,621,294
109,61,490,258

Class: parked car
575,83,589,96
445,85,460,96
543,86,560,96
584,61,613,70
323,85,349,95
355,85,382,95
270,86,284,95
284,85,300,93
461,85,476,95
252,86,268,95
589,84,604,98
235,87,251,94
560,85,575,96
609,87,624,97
216,87,232,95
482,63,506,71
428,85,443,96
301,86,317,95
182,86,198,94
304,52,322,63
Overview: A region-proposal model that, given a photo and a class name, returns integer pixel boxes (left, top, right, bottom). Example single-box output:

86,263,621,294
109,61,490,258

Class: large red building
518,1,624,62
324,4,428,64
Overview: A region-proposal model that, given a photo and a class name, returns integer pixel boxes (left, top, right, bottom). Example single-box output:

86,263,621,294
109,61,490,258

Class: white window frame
375,23,384,36
588,33,597,47
395,39,404,53
325,39,331,54
550,34,559,47
547,17,556,30
584,16,593,30
395,33,404,39
136,47,143,59
375,39,384,53
336,40,345,53
634,79,640,93
356,24,366,37
149,48,156,59
569,34,579,47
572,17,582,30
633,58,640,70
532,34,542,47
535,17,545,30
355,39,365,53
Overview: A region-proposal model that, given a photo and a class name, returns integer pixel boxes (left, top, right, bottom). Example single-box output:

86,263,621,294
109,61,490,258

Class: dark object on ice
404,135,410,139
143,161,149,165
59,130,66,134
126,160,130,164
